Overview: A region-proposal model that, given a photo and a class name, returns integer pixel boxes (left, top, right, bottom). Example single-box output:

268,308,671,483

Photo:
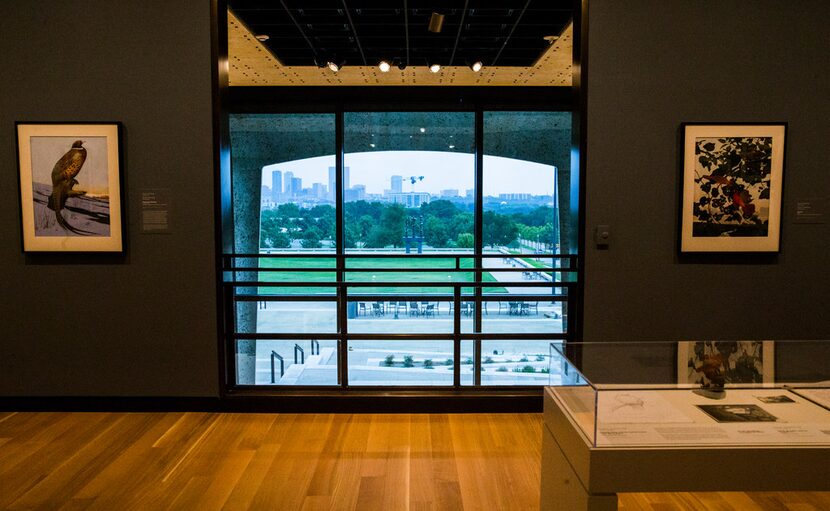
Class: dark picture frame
16,122,124,253
680,123,786,253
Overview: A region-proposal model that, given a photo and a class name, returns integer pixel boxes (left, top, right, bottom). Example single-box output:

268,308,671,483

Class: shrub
403,355,414,368
536,355,545,362
384,354,395,366
497,366,508,372
484,356,494,364
423,359,434,369
464,357,473,365
541,368,550,374
444,358,454,366
520,356,529,362
521,365,536,373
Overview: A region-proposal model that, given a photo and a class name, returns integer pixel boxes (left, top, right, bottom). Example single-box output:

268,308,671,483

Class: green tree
366,203,406,248
482,211,518,247
423,215,449,248
456,232,474,248
300,227,322,249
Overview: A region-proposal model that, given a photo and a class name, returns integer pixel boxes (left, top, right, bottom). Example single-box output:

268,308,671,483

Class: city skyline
261,151,558,199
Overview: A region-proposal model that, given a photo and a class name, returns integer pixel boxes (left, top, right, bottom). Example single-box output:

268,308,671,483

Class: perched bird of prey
47,140,88,234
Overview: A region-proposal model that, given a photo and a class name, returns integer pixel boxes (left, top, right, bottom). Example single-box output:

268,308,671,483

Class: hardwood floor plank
1,412,829,511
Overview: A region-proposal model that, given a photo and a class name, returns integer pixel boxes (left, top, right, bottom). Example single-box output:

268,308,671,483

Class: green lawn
257,256,507,295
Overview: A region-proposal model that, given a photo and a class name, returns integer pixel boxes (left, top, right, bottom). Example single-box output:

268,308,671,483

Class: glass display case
548,340,830,447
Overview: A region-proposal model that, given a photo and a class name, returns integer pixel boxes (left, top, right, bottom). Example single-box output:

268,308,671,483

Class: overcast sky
261,151,557,196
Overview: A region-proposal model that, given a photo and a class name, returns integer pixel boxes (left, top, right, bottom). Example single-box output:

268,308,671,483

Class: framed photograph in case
678,340,775,386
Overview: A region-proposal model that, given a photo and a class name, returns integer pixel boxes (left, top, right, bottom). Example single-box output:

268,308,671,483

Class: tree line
260,199,557,250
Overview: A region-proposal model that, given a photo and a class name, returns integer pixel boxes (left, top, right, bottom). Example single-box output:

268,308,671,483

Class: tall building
312,182,327,199
284,171,294,196
389,192,431,208
291,177,302,197
328,166,350,200
271,169,282,202
391,175,403,194
440,189,459,198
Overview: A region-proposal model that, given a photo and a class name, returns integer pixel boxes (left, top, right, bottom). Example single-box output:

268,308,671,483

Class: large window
225,110,576,389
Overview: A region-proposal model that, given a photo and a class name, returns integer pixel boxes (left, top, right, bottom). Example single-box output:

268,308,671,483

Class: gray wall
0,1,218,396
1,0,826,398
583,0,830,341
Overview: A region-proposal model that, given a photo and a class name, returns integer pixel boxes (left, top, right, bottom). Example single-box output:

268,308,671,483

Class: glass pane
347,299,471,334
481,300,564,333
481,340,557,386
234,301,337,334
483,112,575,266
230,113,336,255
347,340,455,386
344,112,475,257
236,339,338,386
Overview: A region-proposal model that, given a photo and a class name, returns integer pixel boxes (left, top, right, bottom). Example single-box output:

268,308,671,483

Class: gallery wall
0,1,219,396
1,0,827,399
583,0,830,341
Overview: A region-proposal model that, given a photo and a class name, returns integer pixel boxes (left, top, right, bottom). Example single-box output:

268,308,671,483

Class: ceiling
227,1,574,87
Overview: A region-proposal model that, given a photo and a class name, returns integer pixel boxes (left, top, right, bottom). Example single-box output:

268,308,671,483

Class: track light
378,60,391,72
428,12,445,33
429,63,441,73
470,61,483,72
327,61,342,72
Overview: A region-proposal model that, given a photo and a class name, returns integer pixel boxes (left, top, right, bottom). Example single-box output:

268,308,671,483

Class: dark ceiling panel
229,0,572,68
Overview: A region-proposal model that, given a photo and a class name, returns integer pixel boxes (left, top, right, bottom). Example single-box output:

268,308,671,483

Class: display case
541,341,830,511
548,340,830,447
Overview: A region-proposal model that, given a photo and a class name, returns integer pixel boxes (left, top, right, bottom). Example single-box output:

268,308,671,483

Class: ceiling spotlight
428,12,445,33
429,63,441,73
448,144,455,149
419,127,426,133
378,60,391,73
470,61,483,72
255,34,270,42
327,61,341,72
369,143,376,148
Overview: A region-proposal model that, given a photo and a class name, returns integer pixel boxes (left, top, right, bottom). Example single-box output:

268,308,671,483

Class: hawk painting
47,140,89,234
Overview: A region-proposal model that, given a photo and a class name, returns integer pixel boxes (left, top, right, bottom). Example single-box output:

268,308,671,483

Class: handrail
270,351,284,383
294,344,305,364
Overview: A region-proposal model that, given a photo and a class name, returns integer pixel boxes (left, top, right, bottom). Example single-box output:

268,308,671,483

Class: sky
30,136,110,194
261,151,557,196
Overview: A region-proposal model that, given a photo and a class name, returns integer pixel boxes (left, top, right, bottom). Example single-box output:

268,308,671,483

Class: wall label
141,188,172,233
794,198,825,224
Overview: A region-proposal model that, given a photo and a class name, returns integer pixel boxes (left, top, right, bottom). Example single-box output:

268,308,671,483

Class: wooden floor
0,411,828,510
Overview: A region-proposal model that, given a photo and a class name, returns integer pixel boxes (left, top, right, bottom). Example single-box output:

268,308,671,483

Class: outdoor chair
498,302,509,315
520,302,530,315
529,302,539,315
409,302,420,316
424,303,436,317
372,302,384,316
508,302,519,315
358,302,367,316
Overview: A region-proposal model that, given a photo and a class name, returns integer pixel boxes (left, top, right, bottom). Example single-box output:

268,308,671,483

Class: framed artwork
680,123,786,253
16,122,124,252
677,340,775,386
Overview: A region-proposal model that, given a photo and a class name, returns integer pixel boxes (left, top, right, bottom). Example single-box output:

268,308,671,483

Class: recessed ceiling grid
229,0,571,68
227,7,573,86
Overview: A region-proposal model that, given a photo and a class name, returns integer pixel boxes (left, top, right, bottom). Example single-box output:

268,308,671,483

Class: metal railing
270,350,284,383
223,252,578,388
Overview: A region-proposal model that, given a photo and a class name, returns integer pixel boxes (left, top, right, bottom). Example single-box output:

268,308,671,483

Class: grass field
256,256,507,295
